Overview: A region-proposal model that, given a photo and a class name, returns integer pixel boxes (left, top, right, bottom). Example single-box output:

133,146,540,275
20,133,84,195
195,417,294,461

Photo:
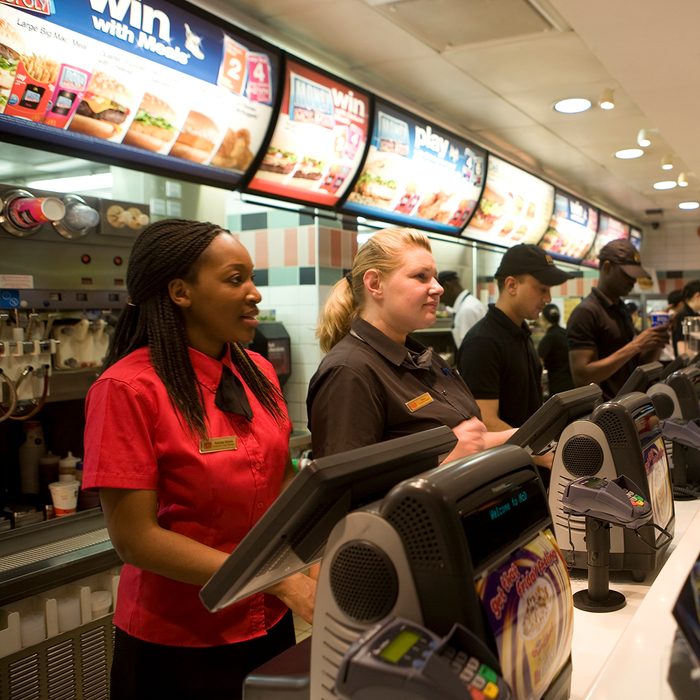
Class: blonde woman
306,227,515,460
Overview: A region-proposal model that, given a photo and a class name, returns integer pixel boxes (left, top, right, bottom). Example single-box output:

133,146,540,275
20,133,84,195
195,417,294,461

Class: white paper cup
20,612,46,647
48,480,79,516
90,590,112,619
56,596,81,633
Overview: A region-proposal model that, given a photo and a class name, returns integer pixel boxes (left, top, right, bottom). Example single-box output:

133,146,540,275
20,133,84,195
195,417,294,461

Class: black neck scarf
215,365,253,421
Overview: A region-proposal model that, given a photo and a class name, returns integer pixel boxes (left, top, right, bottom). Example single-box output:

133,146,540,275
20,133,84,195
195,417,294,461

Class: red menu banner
464,156,554,247
246,59,370,207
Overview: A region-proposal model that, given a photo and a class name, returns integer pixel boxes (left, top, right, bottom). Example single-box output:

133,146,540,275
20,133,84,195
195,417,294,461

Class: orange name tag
405,392,433,413
199,436,238,453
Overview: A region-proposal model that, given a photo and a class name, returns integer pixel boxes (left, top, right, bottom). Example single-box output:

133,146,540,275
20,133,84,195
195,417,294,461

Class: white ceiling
208,0,700,231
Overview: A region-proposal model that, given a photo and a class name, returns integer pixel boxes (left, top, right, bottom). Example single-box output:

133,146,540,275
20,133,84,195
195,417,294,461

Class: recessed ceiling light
653,180,677,190
615,148,644,159
678,201,699,210
553,98,592,114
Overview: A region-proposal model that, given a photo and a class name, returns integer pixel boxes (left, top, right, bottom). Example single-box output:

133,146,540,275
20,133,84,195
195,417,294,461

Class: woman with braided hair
83,219,315,699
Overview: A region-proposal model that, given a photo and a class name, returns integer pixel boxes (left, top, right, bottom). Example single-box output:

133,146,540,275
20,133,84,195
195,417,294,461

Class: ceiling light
637,129,651,148
678,201,700,210
553,97,592,114
598,88,615,110
677,172,689,187
615,148,644,159
653,180,677,190
661,155,674,171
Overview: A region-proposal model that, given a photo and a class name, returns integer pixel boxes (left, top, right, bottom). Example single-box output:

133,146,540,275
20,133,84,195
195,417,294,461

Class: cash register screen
460,472,572,700
632,402,673,533
672,555,700,666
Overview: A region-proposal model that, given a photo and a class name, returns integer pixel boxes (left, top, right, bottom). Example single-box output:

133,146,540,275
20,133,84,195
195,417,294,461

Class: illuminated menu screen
581,213,630,268
246,59,370,207
539,190,598,263
341,100,486,234
630,226,642,251
464,156,554,247
0,0,278,187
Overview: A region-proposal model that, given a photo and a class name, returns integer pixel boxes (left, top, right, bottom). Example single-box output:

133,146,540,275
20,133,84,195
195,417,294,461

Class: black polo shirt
672,302,699,356
457,305,543,428
537,325,574,395
566,287,637,398
306,317,480,458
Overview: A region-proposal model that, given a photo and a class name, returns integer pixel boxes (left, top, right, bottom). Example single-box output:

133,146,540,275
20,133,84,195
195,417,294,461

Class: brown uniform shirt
306,317,481,458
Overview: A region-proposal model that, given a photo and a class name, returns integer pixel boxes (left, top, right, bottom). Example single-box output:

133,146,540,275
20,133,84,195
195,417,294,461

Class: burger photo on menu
293,156,325,181
68,71,134,141
123,93,178,154
468,186,506,230
259,145,298,175
0,17,24,113
347,158,398,208
169,110,221,164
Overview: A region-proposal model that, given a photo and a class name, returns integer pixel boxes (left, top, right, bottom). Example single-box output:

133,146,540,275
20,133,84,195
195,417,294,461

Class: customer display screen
460,474,550,571
632,403,673,532
474,528,573,700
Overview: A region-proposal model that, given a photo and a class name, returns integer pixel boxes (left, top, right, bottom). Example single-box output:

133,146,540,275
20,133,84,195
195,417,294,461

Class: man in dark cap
672,279,700,357
437,270,487,348
458,244,573,431
567,238,668,398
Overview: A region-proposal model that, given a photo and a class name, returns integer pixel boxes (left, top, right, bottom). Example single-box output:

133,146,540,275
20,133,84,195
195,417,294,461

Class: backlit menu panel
245,58,370,207
0,0,278,186
341,100,486,234
464,156,554,247
539,190,598,262
582,213,630,268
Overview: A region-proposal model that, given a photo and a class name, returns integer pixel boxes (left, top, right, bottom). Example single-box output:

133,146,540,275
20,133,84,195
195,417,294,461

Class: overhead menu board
538,190,599,263
581,213,630,268
341,100,486,234
245,58,370,208
0,0,278,187
464,156,554,247
630,226,642,251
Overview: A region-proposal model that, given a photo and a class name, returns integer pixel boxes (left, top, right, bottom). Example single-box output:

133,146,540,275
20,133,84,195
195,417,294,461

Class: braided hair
105,219,285,436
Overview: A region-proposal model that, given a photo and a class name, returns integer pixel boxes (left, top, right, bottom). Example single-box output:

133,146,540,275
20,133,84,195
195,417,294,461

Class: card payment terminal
336,617,512,700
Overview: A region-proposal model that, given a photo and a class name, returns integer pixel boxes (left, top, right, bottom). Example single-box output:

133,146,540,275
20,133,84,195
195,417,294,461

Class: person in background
624,301,641,333
82,219,316,700
306,227,515,461
457,244,573,432
567,239,668,398
672,279,700,357
436,270,487,349
537,303,574,396
659,289,684,364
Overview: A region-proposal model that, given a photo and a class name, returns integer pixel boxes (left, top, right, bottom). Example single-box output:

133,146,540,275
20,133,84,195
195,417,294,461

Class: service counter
570,499,700,699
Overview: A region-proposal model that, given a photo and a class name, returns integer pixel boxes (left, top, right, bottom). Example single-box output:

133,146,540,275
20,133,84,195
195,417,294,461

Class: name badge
199,436,238,453
405,392,433,413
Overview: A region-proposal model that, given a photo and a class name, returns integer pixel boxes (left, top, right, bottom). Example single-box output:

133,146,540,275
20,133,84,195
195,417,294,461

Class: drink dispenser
0,189,66,238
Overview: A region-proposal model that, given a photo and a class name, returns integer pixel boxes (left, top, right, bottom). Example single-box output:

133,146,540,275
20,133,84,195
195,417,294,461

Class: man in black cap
458,244,573,431
437,270,487,348
567,238,668,398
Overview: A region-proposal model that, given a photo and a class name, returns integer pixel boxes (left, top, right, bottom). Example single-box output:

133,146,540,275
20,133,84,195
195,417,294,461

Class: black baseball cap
598,239,650,279
494,244,573,286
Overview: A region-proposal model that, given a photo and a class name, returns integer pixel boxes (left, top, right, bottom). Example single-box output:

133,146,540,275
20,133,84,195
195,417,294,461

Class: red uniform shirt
83,346,292,647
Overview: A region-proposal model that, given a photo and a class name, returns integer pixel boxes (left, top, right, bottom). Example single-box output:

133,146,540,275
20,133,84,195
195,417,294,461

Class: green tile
268,267,299,286
319,267,344,285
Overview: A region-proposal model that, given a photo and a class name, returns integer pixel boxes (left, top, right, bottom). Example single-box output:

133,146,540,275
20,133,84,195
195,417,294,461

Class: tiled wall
230,208,358,429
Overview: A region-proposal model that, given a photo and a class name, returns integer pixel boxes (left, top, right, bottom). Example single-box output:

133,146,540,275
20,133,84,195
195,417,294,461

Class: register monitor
311,444,572,700
614,361,663,398
200,426,457,611
508,384,602,455
548,391,675,579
